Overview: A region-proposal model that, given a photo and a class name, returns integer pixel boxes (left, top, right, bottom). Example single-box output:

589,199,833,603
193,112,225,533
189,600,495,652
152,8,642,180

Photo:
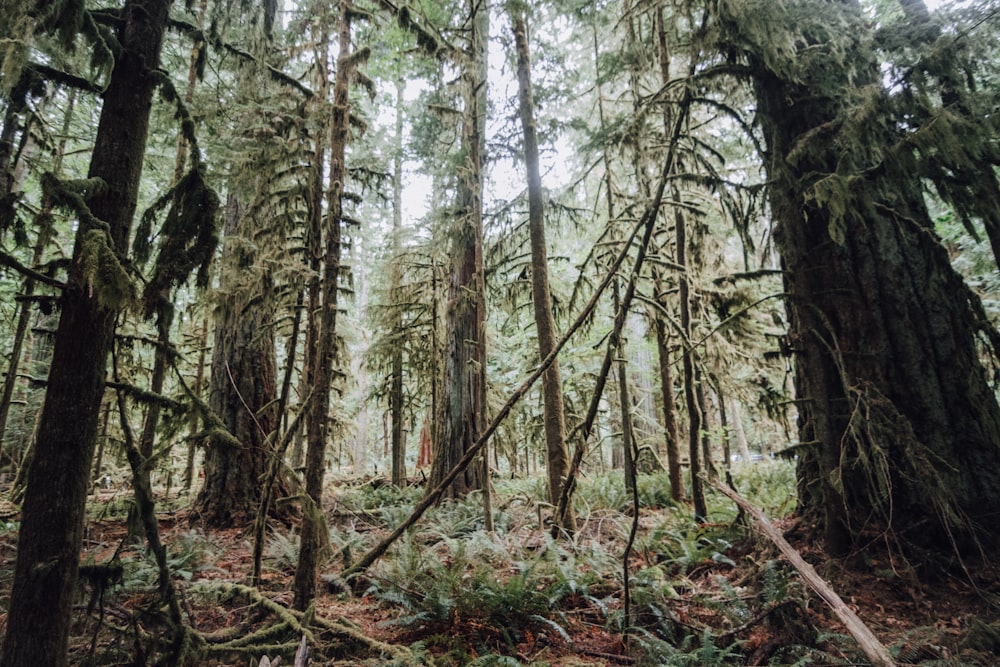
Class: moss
78,228,136,310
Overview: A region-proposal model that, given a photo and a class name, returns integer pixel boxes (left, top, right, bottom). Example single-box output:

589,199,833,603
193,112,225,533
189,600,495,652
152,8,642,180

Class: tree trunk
723,0,1000,555
511,6,574,531
728,397,751,462
0,1,171,664
194,196,280,526
677,188,706,520
0,88,75,461
184,317,209,490
293,0,352,609
390,76,406,487
429,0,489,502
653,310,684,501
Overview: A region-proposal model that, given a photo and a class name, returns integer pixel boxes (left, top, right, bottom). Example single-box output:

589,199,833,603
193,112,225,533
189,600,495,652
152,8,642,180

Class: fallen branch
341,200,652,580
709,478,896,667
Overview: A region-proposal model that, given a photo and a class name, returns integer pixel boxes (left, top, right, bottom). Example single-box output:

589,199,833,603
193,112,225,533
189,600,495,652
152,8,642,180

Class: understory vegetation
1,461,995,666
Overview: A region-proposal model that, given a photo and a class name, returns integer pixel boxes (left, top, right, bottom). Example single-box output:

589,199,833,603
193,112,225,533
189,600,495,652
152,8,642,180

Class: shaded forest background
1,0,999,665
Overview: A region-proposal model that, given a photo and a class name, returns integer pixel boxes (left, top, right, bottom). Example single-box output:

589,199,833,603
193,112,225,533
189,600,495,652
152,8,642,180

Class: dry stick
709,478,896,667
251,389,316,585
341,199,652,580
553,82,695,532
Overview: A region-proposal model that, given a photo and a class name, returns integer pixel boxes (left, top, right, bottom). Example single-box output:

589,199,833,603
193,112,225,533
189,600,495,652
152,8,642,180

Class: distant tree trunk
715,386,731,469
293,0,352,609
0,81,23,238
390,76,406,487
720,0,1000,555
417,410,433,468
653,309,684,501
729,397,751,462
194,196,280,526
677,187,705,520
429,0,489,502
613,285,636,489
182,319,206,483
183,317,209,490
0,1,172,664
0,87,74,460
138,313,172,460
511,6,574,531
695,367,716,480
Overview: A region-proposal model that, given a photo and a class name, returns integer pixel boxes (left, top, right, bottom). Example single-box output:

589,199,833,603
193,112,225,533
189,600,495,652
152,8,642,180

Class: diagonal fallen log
340,180,663,581
709,477,896,667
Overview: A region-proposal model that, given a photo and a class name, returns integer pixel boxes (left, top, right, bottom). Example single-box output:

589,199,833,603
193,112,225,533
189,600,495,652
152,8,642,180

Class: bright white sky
393,0,962,229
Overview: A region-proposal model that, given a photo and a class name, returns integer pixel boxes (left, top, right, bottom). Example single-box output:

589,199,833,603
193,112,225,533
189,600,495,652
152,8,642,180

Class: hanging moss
78,228,136,310
139,168,220,319
39,172,137,310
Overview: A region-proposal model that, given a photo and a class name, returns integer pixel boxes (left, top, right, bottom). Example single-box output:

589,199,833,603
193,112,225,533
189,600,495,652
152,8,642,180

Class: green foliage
264,530,300,572
631,626,743,667
135,166,221,318
368,526,579,656
122,528,220,592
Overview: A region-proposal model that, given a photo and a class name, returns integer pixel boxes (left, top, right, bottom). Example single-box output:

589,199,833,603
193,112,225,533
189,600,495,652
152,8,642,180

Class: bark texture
722,1,1000,555
293,0,350,609
0,1,171,663
194,196,279,526
429,0,488,500
511,7,574,530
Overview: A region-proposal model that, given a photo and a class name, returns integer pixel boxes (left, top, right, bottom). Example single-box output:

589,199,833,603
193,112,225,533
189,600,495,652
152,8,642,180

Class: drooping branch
0,250,66,289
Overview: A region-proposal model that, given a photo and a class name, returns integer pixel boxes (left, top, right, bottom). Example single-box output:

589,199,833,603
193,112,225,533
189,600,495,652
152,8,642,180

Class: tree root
191,581,425,665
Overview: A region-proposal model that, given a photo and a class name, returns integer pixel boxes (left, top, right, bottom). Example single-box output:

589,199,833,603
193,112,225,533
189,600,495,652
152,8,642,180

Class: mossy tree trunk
720,0,1000,556
510,4,575,532
293,0,354,609
390,77,407,488
0,1,172,664
194,196,280,526
429,0,489,502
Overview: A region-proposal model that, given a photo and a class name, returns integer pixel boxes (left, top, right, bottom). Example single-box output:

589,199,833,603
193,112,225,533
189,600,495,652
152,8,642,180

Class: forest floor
0,462,998,666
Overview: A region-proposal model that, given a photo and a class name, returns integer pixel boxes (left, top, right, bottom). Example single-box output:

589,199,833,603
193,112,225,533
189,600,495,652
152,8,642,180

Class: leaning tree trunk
0,1,171,664
722,0,1000,556
511,5,575,531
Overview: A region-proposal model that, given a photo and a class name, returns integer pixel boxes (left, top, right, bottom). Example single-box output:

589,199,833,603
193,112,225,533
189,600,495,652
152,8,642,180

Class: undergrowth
55,459,908,666
341,461,816,666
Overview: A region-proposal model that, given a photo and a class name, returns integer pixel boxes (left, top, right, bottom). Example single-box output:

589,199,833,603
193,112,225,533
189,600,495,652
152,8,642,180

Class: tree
193,1,300,527
509,2,575,532
193,194,281,526
429,0,490,501
294,0,364,609
712,0,1000,556
0,0,173,663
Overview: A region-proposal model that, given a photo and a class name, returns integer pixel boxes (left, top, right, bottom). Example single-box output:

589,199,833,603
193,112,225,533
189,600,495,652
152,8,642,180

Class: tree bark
653,310,684,501
511,5,575,531
429,0,489,502
390,76,406,487
194,196,280,526
677,188,706,520
293,0,352,609
183,317,209,490
0,1,171,664
721,0,1000,555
